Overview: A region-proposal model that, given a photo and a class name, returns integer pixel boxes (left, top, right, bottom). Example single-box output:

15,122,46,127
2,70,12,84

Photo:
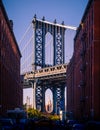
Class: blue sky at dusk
3,0,88,43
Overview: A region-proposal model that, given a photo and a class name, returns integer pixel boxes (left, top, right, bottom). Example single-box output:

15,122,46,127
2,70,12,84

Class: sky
3,0,88,43
2,0,88,107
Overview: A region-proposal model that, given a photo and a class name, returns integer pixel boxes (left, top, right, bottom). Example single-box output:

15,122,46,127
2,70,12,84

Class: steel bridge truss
23,64,67,114
32,15,66,69
22,15,76,114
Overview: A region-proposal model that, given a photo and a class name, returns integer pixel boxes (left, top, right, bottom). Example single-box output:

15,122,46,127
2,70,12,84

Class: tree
27,108,42,118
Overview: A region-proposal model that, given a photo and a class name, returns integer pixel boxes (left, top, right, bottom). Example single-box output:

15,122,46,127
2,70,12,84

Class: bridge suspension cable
19,19,76,74
21,17,76,112
21,52,33,67
21,35,34,53
18,23,32,45
36,18,77,30
19,23,34,74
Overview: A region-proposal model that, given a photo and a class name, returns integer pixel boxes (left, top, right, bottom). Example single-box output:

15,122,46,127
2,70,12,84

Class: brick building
66,0,100,120
0,0,22,116
66,56,74,114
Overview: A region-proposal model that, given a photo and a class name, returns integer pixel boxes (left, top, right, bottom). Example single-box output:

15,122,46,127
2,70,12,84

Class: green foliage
27,108,42,118
49,114,60,120
27,108,60,121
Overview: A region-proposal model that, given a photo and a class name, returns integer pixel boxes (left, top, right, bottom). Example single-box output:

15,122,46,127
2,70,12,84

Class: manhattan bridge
20,15,77,114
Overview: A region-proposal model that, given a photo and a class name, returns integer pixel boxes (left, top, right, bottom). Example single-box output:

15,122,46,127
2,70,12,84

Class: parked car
67,119,78,129
86,121,100,130
72,123,85,130
35,119,51,127
0,118,14,130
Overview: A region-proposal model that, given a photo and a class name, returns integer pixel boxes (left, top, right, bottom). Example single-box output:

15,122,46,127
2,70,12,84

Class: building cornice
74,0,93,41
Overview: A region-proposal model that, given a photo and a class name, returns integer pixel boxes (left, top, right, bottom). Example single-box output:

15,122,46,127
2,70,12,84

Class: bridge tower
32,15,66,70
31,15,66,114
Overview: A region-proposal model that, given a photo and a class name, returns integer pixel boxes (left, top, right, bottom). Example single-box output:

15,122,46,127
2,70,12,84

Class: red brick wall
0,1,22,116
66,57,74,113
66,0,100,120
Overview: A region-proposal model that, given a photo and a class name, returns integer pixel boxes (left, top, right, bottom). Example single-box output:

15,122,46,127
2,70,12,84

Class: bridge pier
52,85,65,115
53,86,57,114
23,64,67,114
23,14,67,113
34,82,65,114
21,15,76,116
41,84,45,112
60,85,65,111
33,80,36,109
